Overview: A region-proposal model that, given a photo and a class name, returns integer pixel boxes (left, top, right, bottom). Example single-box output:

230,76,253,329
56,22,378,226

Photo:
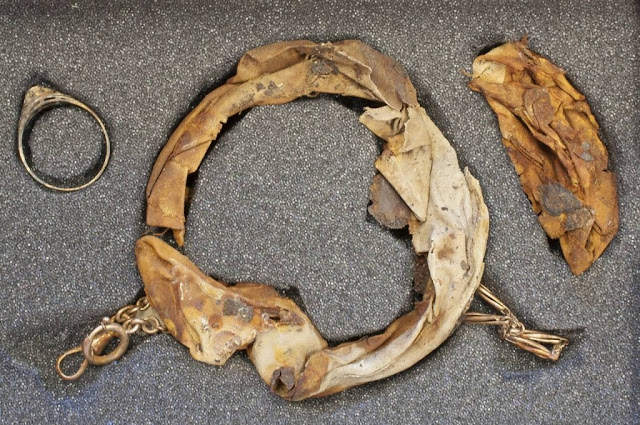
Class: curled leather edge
145,39,418,246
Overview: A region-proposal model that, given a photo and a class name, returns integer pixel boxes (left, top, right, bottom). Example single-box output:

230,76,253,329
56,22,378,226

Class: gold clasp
55,296,165,381
82,318,130,366
55,318,129,381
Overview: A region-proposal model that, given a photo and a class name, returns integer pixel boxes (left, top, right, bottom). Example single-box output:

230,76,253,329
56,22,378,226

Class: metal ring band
17,85,110,192
82,322,129,366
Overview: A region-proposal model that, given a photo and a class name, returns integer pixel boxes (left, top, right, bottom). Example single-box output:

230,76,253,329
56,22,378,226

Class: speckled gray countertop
0,1,638,423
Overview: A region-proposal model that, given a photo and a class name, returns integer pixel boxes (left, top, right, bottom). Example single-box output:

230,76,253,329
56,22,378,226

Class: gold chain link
55,296,166,381
113,296,165,335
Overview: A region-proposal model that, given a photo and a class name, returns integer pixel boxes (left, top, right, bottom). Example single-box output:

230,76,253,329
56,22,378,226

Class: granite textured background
0,0,638,423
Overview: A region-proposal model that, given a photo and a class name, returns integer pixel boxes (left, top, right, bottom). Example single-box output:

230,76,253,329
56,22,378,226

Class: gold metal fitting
464,284,569,361
55,296,165,381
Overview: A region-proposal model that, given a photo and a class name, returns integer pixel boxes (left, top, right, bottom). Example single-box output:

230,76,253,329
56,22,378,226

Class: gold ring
17,85,110,192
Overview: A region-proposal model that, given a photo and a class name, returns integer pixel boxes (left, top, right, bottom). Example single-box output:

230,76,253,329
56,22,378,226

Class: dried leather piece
469,38,618,275
135,236,327,377
368,173,413,229
412,254,431,295
146,40,418,245
141,40,489,400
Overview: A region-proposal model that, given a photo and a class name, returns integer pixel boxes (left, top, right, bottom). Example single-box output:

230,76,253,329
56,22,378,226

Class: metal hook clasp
56,296,165,381
55,319,130,381
55,346,88,381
